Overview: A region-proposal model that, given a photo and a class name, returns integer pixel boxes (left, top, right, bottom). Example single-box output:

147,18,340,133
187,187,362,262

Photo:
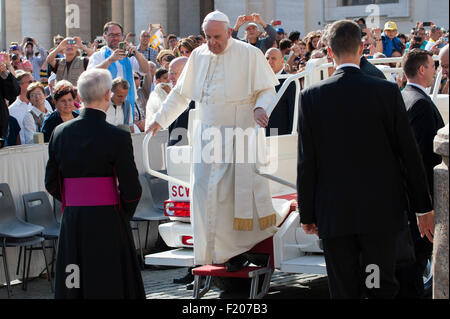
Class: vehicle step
145,248,195,267
280,255,327,275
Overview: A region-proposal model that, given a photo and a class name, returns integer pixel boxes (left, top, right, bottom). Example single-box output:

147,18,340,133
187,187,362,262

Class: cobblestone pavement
0,267,329,299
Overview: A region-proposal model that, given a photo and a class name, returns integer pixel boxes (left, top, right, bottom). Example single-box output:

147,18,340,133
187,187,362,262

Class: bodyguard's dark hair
279,39,292,51
402,49,433,79
288,31,301,42
325,20,362,58
155,68,168,80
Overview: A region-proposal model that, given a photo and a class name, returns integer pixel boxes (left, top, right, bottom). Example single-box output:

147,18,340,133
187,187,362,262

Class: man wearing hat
381,21,405,57
425,25,443,53
276,27,286,42
231,13,277,54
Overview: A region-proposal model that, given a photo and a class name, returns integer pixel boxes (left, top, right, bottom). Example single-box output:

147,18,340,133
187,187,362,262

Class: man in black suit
360,55,386,80
265,48,297,136
395,49,444,298
297,20,433,299
0,56,20,148
166,57,193,147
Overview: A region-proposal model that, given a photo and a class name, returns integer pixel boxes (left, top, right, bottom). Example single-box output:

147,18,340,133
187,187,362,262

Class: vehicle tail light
164,201,190,217
181,236,194,246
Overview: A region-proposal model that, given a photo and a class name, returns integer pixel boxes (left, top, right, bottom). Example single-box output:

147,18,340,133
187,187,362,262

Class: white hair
77,69,112,104
202,20,230,33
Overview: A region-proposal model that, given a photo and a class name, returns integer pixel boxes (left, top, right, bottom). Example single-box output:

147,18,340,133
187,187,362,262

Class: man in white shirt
107,77,134,133
88,22,150,120
8,71,34,143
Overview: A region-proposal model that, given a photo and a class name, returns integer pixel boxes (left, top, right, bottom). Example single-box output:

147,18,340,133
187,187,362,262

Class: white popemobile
143,57,446,298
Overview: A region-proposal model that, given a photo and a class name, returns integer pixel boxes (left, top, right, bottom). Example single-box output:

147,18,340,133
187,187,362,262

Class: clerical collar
276,68,284,76
336,63,360,70
407,82,430,95
87,107,107,115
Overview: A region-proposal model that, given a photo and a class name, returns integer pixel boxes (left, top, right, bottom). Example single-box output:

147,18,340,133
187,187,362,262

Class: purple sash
63,177,120,208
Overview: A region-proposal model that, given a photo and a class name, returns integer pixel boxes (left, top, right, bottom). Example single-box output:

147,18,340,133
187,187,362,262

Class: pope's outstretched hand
254,108,269,128
146,122,161,136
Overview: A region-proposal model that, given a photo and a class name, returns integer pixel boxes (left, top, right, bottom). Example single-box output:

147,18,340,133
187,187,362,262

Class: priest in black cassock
45,69,145,299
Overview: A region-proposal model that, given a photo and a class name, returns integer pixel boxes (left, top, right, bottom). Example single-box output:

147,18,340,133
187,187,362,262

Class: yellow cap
384,21,398,31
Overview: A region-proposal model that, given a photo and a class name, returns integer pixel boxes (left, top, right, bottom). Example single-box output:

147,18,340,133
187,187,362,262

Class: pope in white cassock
147,11,290,265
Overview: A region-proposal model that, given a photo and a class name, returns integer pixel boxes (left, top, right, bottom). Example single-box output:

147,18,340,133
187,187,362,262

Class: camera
423,22,432,27
363,48,371,55
118,42,127,51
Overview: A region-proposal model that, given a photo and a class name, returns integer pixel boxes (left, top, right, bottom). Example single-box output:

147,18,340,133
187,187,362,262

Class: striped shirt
138,45,158,64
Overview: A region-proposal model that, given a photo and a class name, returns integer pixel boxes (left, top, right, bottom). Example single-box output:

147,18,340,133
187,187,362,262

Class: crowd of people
0,14,448,149
0,8,449,300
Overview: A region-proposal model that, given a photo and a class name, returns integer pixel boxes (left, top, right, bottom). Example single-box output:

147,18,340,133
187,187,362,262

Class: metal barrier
143,55,446,190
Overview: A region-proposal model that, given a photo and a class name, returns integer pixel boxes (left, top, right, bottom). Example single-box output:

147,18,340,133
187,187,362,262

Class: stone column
433,124,449,299
3,0,22,50
111,0,124,25
134,0,168,40
276,0,306,38
50,0,67,39
179,0,200,37
66,0,91,41
123,0,135,35
22,0,52,49
167,0,180,36
215,0,247,38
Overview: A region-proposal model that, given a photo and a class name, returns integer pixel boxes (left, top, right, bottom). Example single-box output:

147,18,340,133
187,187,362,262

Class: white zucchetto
203,11,230,24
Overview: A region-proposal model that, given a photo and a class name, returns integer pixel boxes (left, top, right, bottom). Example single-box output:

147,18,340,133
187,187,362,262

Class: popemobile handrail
144,55,445,190
251,54,444,190
251,70,310,190
143,71,308,189
142,132,190,188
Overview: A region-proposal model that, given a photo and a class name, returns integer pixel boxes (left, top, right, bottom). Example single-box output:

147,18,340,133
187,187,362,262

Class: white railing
142,133,190,188
143,55,445,190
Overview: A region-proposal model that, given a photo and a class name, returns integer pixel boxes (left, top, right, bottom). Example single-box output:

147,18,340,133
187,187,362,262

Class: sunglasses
10,46,20,51
162,55,175,62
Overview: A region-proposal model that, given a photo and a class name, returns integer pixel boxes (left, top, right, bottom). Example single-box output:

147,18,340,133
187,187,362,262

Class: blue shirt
382,35,404,57
5,116,21,146
405,40,429,52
